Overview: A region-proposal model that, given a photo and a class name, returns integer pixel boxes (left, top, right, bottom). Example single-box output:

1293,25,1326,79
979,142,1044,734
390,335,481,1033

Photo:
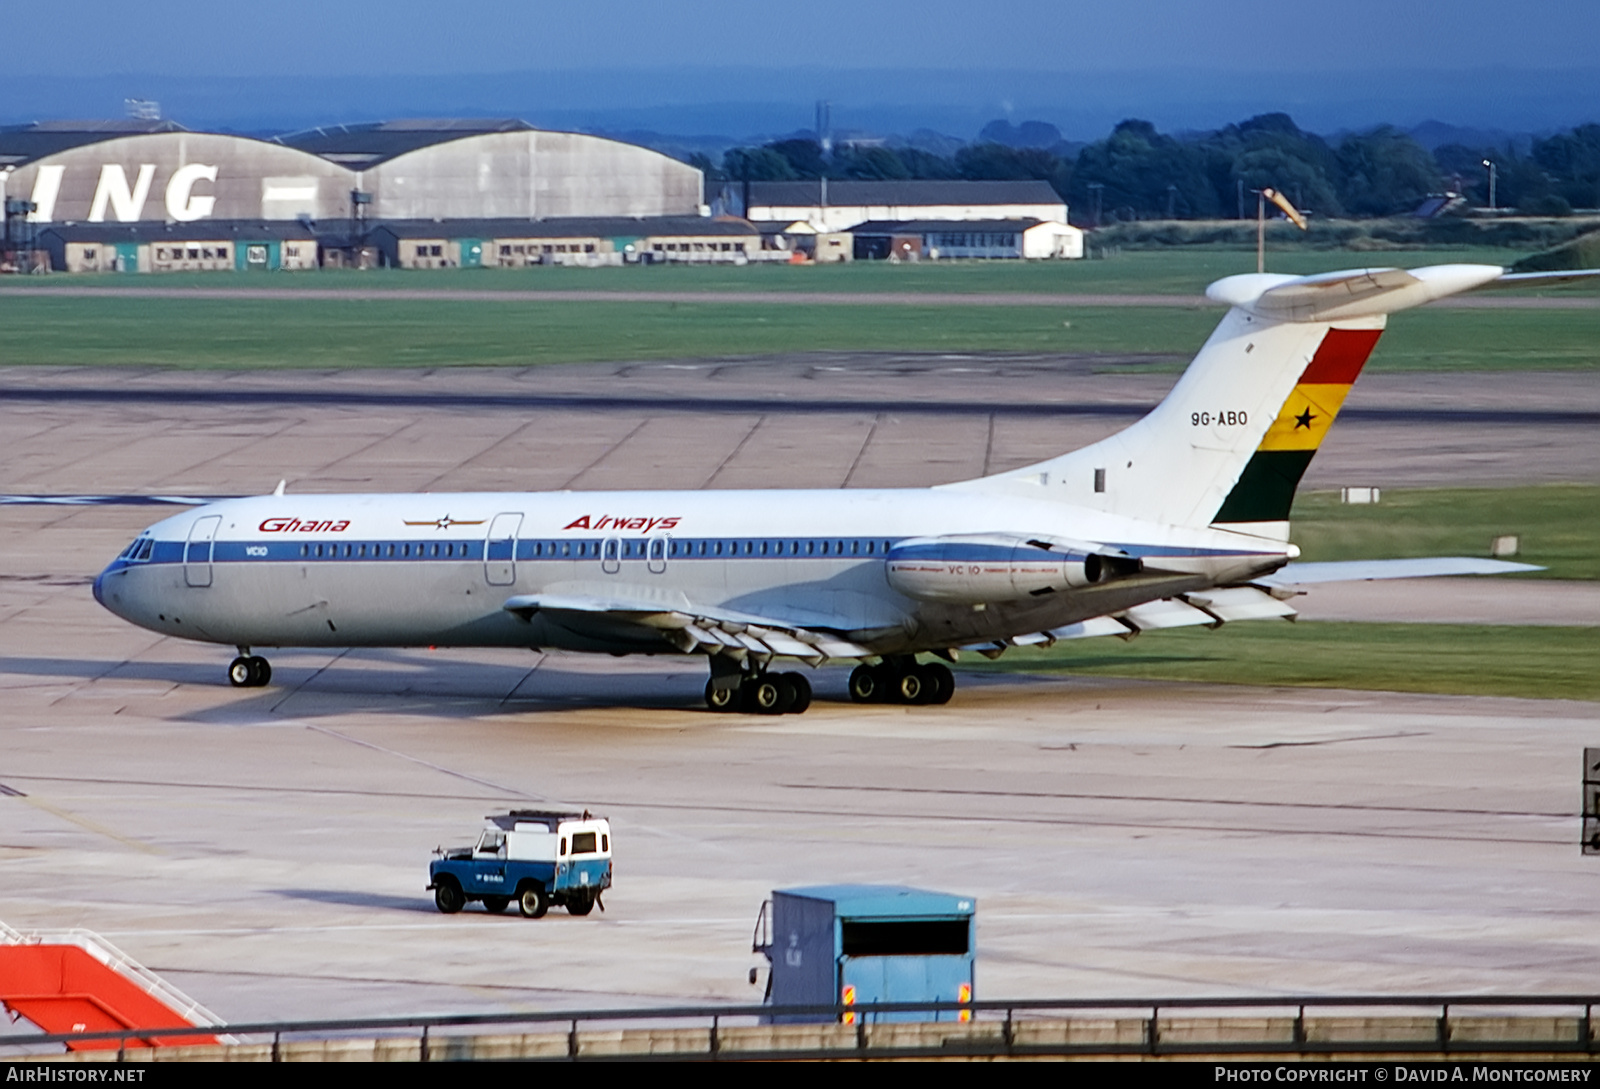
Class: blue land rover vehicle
428,810,612,918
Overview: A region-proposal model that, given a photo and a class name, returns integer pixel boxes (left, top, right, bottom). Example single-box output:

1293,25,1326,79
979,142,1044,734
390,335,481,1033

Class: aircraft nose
92,569,106,606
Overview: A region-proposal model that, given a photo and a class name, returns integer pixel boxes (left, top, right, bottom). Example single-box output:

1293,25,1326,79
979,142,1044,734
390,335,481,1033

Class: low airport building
742,180,1081,260
850,218,1084,261
369,216,764,269
39,221,320,273
744,179,1069,231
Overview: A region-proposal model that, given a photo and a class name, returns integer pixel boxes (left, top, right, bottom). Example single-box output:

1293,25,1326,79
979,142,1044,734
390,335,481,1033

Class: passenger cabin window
558,837,568,856
475,830,506,857
570,831,598,854
601,834,609,852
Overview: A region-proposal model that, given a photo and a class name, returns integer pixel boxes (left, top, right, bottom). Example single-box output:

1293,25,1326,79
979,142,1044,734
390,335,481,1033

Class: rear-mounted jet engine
885,534,1140,605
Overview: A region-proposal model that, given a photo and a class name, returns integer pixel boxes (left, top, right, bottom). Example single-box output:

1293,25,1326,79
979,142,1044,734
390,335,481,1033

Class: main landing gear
228,647,272,688
848,657,954,706
705,669,813,715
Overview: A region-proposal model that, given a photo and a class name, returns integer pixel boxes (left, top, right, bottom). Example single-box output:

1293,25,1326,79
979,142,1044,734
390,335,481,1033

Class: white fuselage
94,486,1291,658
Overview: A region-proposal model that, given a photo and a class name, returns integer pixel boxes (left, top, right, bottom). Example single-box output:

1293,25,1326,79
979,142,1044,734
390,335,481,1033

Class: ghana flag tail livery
947,264,1508,538
1209,322,1384,536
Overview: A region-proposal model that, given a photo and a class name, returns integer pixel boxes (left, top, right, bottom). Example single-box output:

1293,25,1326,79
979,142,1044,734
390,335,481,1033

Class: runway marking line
3,790,161,855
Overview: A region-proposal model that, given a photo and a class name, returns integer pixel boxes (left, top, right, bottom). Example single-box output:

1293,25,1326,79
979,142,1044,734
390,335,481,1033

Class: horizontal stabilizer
1258,557,1544,586
1207,264,1508,323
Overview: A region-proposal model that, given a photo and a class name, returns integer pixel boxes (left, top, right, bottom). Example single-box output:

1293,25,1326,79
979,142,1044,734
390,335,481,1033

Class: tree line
695,114,1600,222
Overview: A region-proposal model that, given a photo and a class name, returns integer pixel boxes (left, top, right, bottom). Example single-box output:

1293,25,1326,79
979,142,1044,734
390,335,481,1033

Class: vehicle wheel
705,679,738,712
518,886,549,919
782,672,812,714
745,677,783,715
567,892,595,916
249,656,272,686
228,657,254,688
434,882,465,914
848,665,882,703
482,896,509,914
893,669,924,704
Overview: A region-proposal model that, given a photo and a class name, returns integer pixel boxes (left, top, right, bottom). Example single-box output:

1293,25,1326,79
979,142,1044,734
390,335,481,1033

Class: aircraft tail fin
941,264,1509,538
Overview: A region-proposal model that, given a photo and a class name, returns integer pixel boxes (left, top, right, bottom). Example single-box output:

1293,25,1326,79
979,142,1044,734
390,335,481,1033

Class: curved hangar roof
0,119,702,224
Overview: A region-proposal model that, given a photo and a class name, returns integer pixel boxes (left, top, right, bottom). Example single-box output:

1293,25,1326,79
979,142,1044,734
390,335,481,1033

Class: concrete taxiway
1,358,1597,1030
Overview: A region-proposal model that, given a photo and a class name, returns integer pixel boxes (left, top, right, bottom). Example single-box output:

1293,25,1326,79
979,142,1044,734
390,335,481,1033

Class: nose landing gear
227,648,272,688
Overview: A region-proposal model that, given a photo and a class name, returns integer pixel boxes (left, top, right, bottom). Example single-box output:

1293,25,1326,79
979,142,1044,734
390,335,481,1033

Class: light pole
1482,158,1497,211
1166,184,1177,220
1087,183,1104,228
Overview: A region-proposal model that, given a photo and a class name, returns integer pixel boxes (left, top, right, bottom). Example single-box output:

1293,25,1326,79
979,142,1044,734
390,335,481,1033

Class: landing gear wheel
566,892,595,916
433,882,464,915
849,664,883,703
917,663,954,705
893,669,925,704
482,896,509,914
705,679,739,712
744,676,784,715
228,656,271,688
518,886,549,919
781,672,812,714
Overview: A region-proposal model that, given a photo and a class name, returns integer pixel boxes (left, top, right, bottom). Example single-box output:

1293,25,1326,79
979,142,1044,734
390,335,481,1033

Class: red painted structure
0,932,221,1051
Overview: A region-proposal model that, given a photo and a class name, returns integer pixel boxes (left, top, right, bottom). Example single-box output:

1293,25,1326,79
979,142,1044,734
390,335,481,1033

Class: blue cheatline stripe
110,532,1274,573
2,494,231,506
117,535,908,568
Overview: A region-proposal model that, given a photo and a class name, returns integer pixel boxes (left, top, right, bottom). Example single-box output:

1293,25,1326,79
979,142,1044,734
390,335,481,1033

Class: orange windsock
1262,187,1308,230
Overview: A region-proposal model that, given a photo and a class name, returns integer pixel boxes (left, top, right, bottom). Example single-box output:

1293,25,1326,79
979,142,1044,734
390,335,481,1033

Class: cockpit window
120,537,154,562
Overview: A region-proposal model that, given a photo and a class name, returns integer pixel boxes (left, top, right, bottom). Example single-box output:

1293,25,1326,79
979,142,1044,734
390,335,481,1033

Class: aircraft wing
501,593,873,665
963,558,1543,657
1481,269,1600,289
1257,557,1543,586
963,585,1300,656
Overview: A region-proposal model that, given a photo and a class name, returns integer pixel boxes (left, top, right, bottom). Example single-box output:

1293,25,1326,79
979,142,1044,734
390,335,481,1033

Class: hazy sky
25,0,1600,77
8,1,1598,136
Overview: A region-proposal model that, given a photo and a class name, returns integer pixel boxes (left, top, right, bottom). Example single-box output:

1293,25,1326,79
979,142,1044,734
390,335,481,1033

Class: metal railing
6,994,1600,1060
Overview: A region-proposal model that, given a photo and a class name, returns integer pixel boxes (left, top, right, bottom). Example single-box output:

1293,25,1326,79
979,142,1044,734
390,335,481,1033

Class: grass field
958,621,1599,702
0,247,1567,297
1,291,1597,371
1290,484,1600,581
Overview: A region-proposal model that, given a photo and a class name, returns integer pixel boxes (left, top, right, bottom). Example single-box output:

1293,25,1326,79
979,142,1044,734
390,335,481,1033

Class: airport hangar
0,119,1083,271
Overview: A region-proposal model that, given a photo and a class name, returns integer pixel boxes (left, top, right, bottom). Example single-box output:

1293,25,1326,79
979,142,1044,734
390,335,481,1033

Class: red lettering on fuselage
259,517,352,533
562,515,681,532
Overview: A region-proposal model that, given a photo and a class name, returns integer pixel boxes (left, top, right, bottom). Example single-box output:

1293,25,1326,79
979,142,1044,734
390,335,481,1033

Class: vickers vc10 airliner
94,264,1582,714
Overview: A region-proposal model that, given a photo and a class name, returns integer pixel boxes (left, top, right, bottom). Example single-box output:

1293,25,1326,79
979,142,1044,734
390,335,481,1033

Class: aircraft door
484,512,522,586
184,515,222,588
601,536,621,574
647,534,669,574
